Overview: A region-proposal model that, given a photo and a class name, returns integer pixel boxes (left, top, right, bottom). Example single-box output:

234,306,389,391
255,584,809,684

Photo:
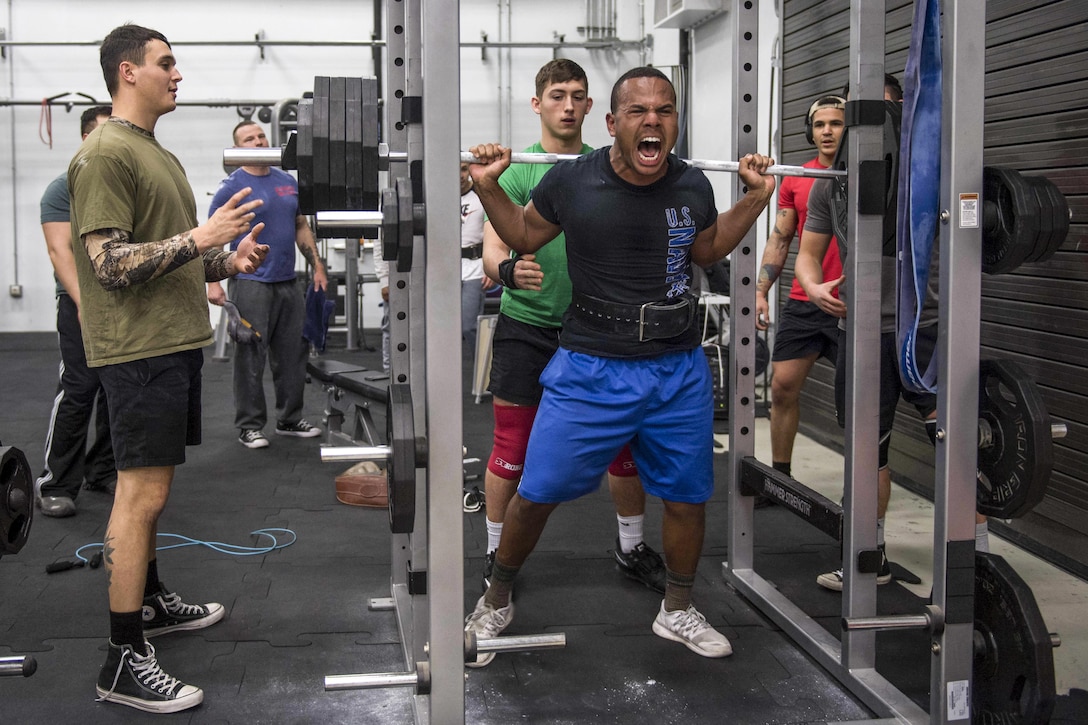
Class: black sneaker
238,429,270,449
817,544,892,591
143,586,225,638
275,419,322,438
613,539,666,594
482,550,495,592
95,640,203,713
463,487,484,513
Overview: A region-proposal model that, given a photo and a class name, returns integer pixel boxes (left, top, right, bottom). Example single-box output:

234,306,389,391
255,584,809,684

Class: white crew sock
975,521,990,553
486,518,503,554
876,517,886,547
617,514,644,554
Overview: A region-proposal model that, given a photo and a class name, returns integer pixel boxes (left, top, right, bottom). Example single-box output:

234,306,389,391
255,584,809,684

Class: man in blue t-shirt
208,121,327,448
34,105,116,518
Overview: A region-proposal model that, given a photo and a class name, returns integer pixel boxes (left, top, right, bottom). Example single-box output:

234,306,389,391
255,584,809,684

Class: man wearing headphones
754,95,846,493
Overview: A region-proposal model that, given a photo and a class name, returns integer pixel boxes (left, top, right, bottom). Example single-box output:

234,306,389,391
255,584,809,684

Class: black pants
35,294,115,498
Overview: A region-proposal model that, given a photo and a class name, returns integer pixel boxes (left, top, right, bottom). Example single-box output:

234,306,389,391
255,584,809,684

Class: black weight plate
386,383,416,534
981,167,1038,274
381,186,399,262
396,176,414,273
976,358,1053,518
345,77,364,211
361,77,380,212
327,77,347,211
1020,176,1052,265
312,76,331,213
295,98,314,214
1028,175,1069,264
973,551,1056,724
1,445,34,556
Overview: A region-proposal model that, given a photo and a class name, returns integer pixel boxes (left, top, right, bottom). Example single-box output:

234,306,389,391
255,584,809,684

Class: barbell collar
0,655,36,678
223,147,284,167
314,210,384,229
378,142,408,169
458,151,846,179
320,445,391,463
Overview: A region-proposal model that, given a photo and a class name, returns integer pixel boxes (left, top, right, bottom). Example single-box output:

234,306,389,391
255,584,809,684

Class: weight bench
307,359,374,445
327,368,391,447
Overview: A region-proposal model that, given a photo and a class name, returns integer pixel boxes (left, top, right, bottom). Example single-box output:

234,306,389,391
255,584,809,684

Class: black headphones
804,95,846,145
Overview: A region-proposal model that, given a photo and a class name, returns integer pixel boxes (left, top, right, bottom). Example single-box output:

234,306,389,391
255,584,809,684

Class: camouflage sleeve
202,248,237,283
82,228,200,291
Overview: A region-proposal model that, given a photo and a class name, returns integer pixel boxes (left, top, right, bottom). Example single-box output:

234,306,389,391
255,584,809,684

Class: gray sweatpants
230,277,309,431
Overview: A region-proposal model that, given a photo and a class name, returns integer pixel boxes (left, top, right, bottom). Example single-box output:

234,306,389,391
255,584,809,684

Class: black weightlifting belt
461,243,483,260
570,292,696,342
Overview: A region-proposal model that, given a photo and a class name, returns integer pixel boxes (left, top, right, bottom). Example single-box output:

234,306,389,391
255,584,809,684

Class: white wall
0,0,777,332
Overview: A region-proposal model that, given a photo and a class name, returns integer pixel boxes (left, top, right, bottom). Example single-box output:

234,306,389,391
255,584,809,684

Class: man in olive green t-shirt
69,23,268,714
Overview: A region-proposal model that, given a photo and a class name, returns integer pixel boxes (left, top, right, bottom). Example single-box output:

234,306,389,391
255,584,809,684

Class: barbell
222,136,845,188
457,151,846,179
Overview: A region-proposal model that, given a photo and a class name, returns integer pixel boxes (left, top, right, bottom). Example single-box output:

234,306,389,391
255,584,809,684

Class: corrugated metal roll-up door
778,0,1088,574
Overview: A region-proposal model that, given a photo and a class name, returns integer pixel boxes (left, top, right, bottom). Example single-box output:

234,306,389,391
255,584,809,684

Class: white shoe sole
275,428,321,438
95,685,203,713
145,603,226,639
651,619,733,658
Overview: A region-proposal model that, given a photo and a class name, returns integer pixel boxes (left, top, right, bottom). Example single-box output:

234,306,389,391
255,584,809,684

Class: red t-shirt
778,158,842,301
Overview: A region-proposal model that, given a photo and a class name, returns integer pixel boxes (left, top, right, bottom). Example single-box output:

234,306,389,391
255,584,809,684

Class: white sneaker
817,545,892,591
651,601,732,658
464,595,514,668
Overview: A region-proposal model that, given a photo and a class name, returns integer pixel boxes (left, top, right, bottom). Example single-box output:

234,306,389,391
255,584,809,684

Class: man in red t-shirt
754,95,845,492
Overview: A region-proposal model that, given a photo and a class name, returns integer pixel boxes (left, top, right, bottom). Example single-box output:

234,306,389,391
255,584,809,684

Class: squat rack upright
722,1,983,723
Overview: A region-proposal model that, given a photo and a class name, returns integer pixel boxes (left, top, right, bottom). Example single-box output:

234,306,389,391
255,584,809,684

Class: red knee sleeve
608,443,639,477
486,403,538,480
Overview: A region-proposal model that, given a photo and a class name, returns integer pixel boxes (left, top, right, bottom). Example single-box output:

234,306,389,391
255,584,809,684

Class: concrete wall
2,0,747,332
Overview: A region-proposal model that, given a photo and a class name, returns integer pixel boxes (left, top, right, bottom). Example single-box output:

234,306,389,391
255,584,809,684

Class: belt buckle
638,301,653,342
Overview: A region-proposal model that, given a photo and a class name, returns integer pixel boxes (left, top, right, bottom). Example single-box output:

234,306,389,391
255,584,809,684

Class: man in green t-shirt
474,60,664,650
69,24,269,714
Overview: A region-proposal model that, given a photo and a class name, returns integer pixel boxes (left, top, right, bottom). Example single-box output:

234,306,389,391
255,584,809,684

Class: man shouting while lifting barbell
463,66,775,662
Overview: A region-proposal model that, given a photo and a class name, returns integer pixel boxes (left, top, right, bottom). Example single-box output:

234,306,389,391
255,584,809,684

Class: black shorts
97,349,204,470
487,313,561,406
834,325,937,434
771,298,840,363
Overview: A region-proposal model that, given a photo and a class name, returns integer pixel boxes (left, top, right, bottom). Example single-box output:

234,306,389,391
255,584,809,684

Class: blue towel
303,285,336,353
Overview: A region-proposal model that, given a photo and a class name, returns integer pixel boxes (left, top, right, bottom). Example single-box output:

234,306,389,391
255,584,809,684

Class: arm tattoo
757,263,782,293
83,228,200,291
203,249,237,282
299,244,319,269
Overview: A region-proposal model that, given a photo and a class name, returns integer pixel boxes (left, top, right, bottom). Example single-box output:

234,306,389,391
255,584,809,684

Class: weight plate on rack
976,358,1053,519
973,551,1056,724
386,383,416,534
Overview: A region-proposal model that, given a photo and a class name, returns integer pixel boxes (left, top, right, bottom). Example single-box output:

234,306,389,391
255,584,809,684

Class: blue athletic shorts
518,347,714,504
98,349,204,470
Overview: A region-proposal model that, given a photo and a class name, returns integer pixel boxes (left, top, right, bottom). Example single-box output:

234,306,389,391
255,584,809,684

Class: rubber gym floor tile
210,561,395,647
465,621,870,725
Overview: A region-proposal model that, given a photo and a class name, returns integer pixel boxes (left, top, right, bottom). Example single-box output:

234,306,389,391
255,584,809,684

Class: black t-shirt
531,147,718,358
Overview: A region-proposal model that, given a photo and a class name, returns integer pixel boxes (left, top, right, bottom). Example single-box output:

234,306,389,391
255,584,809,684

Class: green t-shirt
496,142,592,328
69,120,210,366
